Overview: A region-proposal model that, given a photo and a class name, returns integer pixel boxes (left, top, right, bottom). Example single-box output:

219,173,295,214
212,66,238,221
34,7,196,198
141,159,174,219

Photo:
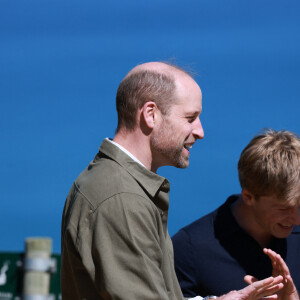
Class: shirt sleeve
81,192,173,299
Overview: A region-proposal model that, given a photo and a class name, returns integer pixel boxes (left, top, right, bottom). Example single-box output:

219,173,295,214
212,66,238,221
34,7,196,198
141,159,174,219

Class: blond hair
238,129,300,204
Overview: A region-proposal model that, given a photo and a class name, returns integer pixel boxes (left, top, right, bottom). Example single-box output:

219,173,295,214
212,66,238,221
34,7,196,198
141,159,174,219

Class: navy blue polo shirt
172,194,300,298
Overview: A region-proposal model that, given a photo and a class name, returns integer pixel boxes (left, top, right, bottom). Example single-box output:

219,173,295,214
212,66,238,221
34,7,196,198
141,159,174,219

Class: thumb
244,275,258,285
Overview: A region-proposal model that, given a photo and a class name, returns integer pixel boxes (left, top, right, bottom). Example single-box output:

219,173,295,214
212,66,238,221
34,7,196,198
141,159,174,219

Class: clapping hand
244,248,299,300
217,275,284,300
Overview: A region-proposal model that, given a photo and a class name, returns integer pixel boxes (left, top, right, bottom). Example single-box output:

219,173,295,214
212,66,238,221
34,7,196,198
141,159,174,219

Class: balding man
61,62,284,299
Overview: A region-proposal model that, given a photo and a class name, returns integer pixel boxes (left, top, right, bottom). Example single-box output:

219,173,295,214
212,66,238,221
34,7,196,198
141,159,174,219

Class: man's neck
113,130,155,172
107,138,145,167
231,197,273,248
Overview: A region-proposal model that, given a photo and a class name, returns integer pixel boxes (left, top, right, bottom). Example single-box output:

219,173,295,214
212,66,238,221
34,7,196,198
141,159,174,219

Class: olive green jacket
61,139,185,300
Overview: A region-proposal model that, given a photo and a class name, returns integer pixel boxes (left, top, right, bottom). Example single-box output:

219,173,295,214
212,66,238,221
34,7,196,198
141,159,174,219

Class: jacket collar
99,138,170,199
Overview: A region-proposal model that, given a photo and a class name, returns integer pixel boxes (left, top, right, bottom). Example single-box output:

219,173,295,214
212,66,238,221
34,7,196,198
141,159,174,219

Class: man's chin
176,159,189,169
274,225,294,238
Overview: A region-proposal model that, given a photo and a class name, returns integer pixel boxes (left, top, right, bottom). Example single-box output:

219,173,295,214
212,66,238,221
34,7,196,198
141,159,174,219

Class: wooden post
23,238,53,299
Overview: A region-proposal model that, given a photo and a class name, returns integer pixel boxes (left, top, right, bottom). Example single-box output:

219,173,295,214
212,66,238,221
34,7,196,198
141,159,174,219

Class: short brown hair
115,69,177,132
238,129,300,204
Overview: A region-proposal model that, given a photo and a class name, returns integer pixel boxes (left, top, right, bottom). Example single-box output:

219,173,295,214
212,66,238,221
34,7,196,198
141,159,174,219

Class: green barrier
0,252,61,300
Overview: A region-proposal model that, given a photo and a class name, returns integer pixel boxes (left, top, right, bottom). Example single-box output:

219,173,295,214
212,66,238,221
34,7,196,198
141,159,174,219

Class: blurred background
1,0,299,254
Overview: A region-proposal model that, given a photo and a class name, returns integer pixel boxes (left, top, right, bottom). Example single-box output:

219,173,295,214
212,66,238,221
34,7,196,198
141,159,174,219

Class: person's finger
258,295,279,300
274,251,290,277
263,248,276,264
263,248,278,264
265,248,298,297
253,275,283,296
244,275,258,285
256,282,284,299
251,275,283,290
284,274,299,296
241,276,283,299
263,248,281,274
264,248,290,277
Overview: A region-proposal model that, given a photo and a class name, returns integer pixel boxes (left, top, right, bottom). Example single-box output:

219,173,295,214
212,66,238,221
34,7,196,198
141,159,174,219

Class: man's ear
241,189,255,206
141,101,158,129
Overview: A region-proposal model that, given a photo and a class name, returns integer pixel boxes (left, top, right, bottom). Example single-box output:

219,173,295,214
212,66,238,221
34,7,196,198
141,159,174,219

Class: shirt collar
214,194,243,238
99,138,169,200
106,138,146,167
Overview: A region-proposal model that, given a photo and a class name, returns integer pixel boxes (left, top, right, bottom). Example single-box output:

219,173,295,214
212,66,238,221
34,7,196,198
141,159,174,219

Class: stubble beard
151,120,189,169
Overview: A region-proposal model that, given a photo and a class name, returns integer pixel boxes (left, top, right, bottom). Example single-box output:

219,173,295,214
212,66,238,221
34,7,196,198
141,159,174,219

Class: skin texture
113,62,204,172
150,83,204,169
244,249,299,300
233,191,300,247
248,194,300,240
215,276,284,300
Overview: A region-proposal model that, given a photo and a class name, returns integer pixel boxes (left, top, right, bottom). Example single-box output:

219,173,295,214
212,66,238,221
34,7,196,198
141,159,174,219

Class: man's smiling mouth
184,144,193,151
279,224,293,229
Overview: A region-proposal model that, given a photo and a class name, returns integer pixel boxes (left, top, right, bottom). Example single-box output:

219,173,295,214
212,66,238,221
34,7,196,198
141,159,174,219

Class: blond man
173,129,300,300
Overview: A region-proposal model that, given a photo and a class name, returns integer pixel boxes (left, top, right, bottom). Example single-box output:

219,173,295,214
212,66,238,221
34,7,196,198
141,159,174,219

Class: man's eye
187,116,196,122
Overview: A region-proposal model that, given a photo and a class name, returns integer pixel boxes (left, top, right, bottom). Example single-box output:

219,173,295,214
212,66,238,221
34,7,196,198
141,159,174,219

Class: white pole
22,238,53,300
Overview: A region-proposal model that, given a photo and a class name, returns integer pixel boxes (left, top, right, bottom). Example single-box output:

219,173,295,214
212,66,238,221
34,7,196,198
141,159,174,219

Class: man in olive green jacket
61,62,285,300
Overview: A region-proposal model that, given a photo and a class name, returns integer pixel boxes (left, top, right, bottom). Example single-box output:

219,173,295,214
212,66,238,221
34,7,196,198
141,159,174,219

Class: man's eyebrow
188,111,201,116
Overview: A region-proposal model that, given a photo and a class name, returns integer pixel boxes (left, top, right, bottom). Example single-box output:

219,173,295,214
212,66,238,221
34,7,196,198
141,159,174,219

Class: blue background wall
1,0,300,253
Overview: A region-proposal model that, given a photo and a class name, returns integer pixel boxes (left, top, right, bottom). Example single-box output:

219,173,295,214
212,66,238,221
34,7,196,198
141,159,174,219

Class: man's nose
193,117,204,140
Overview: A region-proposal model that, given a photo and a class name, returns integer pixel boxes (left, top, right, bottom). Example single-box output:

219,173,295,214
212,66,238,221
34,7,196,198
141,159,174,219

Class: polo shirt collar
215,194,243,238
